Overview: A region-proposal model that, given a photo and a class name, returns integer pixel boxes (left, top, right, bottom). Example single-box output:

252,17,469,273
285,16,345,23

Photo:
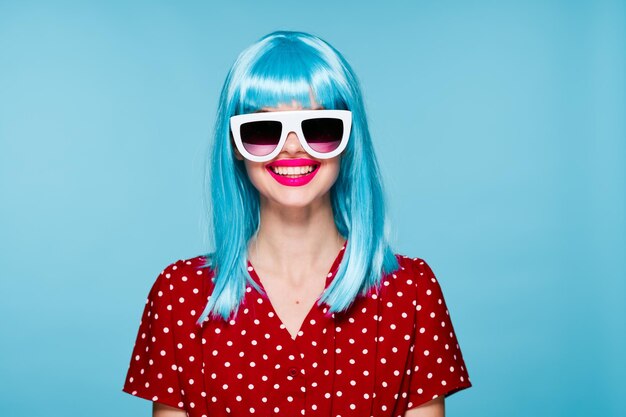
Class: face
232,101,342,210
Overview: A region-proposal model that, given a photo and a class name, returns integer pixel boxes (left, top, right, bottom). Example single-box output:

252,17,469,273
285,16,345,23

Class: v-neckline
245,239,347,342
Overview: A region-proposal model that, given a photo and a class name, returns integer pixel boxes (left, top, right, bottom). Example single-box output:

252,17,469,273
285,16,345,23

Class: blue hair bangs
232,35,351,114
197,31,400,324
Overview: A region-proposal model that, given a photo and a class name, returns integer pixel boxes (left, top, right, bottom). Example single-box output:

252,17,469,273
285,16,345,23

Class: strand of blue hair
197,30,400,325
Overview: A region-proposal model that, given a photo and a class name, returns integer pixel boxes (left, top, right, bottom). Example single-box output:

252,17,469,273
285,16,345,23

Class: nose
281,131,306,155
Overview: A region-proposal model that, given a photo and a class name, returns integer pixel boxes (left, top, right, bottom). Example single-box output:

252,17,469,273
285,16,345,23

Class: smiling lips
265,158,321,187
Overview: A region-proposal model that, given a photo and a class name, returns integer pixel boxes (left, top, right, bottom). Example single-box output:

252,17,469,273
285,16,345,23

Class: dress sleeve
406,258,472,410
122,262,185,409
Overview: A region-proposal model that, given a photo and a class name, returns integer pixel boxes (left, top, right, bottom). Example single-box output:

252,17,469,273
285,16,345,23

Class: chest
178,278,415,417
258,274,327,340
166,262,420,417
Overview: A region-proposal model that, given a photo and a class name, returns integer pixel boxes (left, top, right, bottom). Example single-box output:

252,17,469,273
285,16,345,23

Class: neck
248,195,346,277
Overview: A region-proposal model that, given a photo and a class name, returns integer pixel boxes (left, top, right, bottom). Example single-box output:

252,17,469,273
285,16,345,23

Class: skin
237,101,346,343
153,101,444,417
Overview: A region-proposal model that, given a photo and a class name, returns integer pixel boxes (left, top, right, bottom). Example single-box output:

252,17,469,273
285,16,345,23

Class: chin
272,196,318,209
262,190,329,209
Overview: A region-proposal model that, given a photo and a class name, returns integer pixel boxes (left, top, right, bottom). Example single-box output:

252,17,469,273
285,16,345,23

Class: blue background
1,1,624,416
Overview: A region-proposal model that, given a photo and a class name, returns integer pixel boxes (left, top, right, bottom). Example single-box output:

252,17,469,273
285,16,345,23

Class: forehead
257,96,324,113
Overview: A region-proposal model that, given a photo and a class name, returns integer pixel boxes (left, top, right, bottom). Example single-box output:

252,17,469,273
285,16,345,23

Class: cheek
243,162,266,188
324,160,342,186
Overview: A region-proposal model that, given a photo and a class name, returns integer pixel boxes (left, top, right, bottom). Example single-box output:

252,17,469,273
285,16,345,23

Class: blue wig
197,31,399,324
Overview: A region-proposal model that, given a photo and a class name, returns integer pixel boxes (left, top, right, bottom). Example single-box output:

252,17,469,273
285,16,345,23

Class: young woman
123,31,472,417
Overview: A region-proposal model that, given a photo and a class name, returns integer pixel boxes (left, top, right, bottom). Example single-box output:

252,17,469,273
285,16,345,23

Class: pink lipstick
266,158,320,187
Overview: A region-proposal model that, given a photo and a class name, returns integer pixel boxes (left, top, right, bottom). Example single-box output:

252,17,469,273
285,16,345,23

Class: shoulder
159,254,213,275
145,254,216,327
155,254,214,286
149,254,216,304
391,254,459,330
388,253,434,288
383,254,447,306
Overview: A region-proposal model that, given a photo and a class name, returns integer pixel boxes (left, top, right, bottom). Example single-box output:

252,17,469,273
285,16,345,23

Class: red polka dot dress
122,242,472,416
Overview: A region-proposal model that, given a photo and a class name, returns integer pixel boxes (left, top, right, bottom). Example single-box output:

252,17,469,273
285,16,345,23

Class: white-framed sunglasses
229,109,352,163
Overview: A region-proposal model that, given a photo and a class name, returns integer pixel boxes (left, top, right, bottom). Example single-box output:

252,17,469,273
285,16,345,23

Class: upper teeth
271,165,316,175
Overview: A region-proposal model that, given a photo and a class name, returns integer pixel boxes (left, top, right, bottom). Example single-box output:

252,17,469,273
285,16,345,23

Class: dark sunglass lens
301,118,344,153
240,121,282,156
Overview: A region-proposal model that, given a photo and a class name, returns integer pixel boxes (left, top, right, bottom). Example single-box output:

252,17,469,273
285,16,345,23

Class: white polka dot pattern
404,258,471,411
122,262,187,409
122,245,472,416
